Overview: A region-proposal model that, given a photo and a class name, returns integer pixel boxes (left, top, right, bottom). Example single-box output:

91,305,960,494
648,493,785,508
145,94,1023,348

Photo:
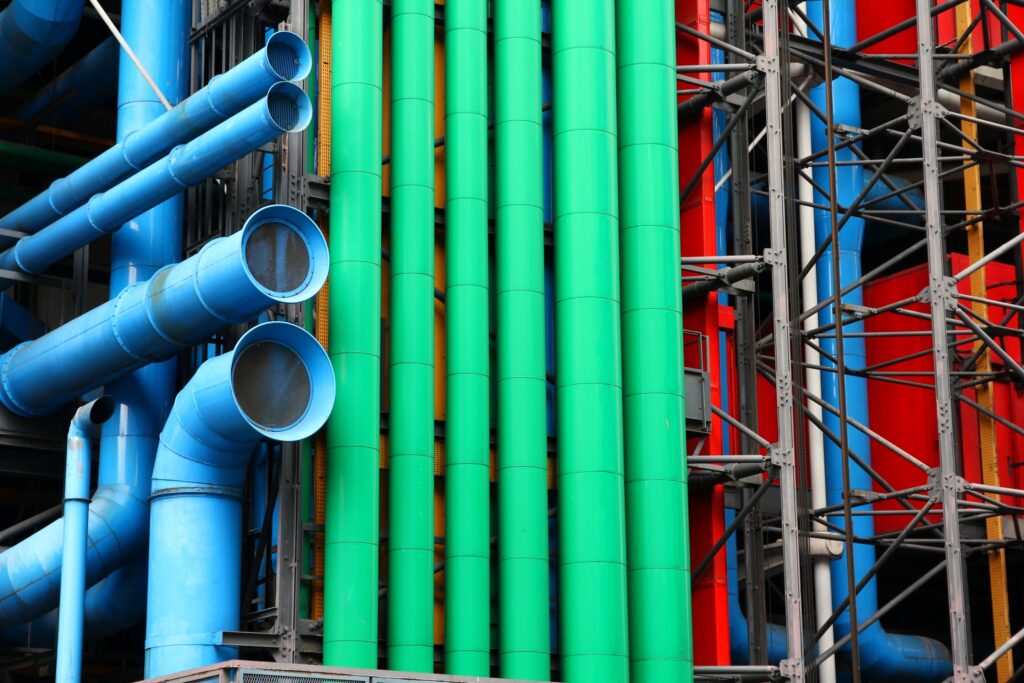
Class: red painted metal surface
677,0,731,665
863,257,1024,533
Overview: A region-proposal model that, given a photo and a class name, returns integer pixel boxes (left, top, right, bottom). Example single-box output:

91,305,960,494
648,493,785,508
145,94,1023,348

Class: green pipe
443,0,490,676
0,140,86,173
387,0,435,672
553,1,630,681
323,0,384,668
616,0,692,680
494,0,550,679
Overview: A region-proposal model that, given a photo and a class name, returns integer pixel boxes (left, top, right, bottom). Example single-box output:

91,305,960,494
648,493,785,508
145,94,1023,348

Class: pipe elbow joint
856,631,952,682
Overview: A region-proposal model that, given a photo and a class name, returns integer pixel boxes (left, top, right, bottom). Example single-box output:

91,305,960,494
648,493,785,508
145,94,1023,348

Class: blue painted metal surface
0,294,46,351
11,37,119,129
145,322,333,677
0,83,312,279
724,508,786,665
806,1,950,679
0,203,326,416
55,397,116,683
0,561,147,648
0,0,83,96
0,31,311,240
0,205,326,628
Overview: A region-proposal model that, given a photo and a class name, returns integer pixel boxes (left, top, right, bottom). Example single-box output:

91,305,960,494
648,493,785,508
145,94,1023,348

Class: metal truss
680,1,1024,681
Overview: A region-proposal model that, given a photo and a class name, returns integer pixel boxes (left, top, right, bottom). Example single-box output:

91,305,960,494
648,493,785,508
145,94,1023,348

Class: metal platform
137,660,549,683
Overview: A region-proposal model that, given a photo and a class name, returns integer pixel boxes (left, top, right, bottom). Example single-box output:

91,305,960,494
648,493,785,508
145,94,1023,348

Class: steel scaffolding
683,1,1024,681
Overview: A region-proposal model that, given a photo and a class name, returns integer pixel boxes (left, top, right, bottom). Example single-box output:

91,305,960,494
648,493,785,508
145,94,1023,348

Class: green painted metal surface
323,0,385,668
443,0,491,675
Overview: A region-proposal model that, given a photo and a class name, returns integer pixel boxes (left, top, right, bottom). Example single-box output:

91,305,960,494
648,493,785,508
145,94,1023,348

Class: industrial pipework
322,0,385,668
553,1,630,680
0,83,312,280
145,321,334,676
443,0,491,676
0,205,327,626
55,397,116,683
494,0,551,679
806,0,951,679
0,30,311,239
0,0,83,95
11,36,119,129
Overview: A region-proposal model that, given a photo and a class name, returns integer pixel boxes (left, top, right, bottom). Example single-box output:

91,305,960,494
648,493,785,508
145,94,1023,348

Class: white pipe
795,8,837,683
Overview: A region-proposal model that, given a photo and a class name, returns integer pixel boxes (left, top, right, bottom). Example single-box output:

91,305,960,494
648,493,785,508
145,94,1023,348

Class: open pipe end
265,31,313,83
230,321,333,442
265,82,312,133
70,395,117,437
239,203,328,304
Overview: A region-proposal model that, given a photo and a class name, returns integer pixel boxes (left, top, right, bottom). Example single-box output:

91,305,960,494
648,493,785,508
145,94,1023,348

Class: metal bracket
919,277,958,312
928,467,965,499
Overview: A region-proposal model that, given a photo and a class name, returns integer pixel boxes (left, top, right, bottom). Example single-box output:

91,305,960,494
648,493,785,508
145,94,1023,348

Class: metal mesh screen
267,40,301,80
268,90,300,129
233,340,310,429
238,671,367,683
245,221,310,293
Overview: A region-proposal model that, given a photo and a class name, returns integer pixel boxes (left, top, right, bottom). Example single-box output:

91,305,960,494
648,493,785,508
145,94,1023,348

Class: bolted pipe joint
0,204,327,418
145,321,333,677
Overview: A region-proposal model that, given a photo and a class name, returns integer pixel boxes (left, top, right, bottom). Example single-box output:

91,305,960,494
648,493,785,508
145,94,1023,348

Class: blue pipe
11,37,119,129
806,1,951,680
0,560,147,648
0,0,83,96
0,205,327,625
0,31,311,240
99,5,189,661
55,397,116,683
0,82,312,280
0,204,326,418
145,321,333,677
725,508,787,665
750,174,924,229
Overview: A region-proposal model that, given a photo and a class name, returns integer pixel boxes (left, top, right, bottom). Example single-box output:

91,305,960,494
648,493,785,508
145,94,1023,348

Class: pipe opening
267,89,301,130
85,396,116,425
244,220,310,294
232,340,310,430
266,39,302,81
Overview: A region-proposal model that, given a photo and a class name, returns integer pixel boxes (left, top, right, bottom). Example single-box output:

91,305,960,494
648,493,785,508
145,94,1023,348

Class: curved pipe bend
145,321,333,678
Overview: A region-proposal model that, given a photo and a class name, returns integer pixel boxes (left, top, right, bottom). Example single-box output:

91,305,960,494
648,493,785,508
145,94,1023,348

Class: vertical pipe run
807,1,951,679
101,0,189,650
323,0,384,667
615,0,691,680
494,0,550,679
443,0,490,675
553,1,630,680
387,0,436,672
56,398,115,683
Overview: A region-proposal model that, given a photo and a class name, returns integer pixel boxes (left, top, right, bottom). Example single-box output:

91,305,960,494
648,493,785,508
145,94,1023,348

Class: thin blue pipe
0,31,311,240
806,1,951,679
0,207,325,630
145,322,333,677
0,0,83,96
0,82,312,281
11,37,120,129
55,397,116,683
